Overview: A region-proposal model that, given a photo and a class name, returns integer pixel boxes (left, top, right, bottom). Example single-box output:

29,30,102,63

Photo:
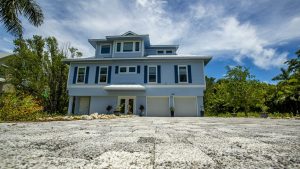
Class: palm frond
0,0,44,37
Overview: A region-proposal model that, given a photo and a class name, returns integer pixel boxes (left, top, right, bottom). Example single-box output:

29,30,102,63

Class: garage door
78,97,90,114
147,97,170,117
174,97,197,117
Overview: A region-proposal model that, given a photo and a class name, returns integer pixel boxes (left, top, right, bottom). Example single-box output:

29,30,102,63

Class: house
64,31,211,117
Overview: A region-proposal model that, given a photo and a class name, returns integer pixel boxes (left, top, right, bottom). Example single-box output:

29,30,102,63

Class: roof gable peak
122,31,138,36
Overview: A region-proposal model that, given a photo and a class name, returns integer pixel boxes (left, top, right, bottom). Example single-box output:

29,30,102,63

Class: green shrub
0,93,45,122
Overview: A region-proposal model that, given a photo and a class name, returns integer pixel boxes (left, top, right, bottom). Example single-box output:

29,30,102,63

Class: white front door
118,96,136,115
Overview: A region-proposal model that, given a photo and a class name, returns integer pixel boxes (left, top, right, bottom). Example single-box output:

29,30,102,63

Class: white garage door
78,97,90,114
147,97,170,117
174,97,197,117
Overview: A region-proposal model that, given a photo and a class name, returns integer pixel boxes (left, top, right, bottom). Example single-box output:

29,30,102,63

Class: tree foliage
0,0,44,37
1,35,72,114
205,50,300,116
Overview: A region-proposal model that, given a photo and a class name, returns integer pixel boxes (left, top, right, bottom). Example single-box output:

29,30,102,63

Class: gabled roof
121,31,138,36
88,31,151,49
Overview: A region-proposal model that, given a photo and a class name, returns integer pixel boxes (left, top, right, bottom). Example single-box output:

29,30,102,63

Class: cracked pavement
0,117,299,168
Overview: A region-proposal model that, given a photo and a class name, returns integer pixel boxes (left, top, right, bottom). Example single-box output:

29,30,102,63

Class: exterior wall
197,96,204,116
68,60,205,86
136,96,146,115
90,96,117,114
68,87,204,97
145,48,176,55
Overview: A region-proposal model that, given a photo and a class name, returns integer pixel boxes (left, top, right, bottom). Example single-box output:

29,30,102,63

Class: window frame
166,50,173,54
116,42,121,52
100,44,111,55
135,42,140,51
148,65,157,83
76,66,86,84
178,65,189,83
98,66,108,84
157,50,164,54
115,41,141,53
123,42,134,52
118,66,137,74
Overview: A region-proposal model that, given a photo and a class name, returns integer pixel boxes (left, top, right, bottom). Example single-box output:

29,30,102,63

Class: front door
118,97,135,115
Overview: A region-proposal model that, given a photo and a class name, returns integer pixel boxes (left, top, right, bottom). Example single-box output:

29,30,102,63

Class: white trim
178,65,189,83
148,65,157,83
196,96,199,117
103,85,145,91
98,66,108,84
76,66,86,84
68,84,206,88
100,43,112,55
114,40,141,53
118,66,137,74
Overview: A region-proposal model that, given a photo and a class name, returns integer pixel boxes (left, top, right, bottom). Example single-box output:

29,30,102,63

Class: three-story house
64,31,211,116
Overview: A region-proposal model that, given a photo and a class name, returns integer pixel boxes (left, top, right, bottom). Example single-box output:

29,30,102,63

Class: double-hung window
101,44,111,54
135,42,140,51
123,42,133,52
99,67,108,83
148,66,157,83
178,65,188,83
116,43,121,52
77,67,86,84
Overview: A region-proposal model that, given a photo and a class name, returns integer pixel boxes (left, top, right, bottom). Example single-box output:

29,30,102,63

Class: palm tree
0,0,44,37
272,68,290,81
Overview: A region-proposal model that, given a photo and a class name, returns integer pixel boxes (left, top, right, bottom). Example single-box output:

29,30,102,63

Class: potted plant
106,105,112,114
170,107,175,117
139,105,145,116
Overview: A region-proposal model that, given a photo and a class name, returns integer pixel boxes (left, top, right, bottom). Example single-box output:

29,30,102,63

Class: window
101,44,111,54
119,66,137,74
157,50,164,54
77,67,86,83
178,66,188,83
135,42,140,51
123,42,133,52
116,43,121,52
166,50,173,54
99,67,108,83
129,66,136,73
148,66,157,83
120,66,127,73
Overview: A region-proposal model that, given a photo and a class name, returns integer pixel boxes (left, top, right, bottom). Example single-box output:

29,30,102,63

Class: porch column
67,96,74,115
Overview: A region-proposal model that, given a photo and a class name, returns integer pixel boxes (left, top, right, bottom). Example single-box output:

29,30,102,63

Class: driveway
0,117,299,168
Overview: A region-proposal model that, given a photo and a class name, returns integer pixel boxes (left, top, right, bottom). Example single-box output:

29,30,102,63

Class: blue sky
1,0,300,83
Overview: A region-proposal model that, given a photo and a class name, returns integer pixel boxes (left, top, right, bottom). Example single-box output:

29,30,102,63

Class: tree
1,35,73,114
272,49,300,114
0,0,44,37
204,66,272,116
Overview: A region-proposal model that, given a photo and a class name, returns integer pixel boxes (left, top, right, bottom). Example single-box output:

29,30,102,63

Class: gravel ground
0,117,299,169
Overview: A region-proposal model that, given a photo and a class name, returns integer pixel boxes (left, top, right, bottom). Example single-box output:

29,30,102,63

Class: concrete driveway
0,117,299,168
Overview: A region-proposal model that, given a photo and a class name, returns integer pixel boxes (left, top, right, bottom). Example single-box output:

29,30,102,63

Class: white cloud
23,0,188,57
9,0,300,69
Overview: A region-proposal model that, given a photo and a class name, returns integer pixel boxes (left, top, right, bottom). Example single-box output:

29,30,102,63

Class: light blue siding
68,60,205,87
90,96,117,114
